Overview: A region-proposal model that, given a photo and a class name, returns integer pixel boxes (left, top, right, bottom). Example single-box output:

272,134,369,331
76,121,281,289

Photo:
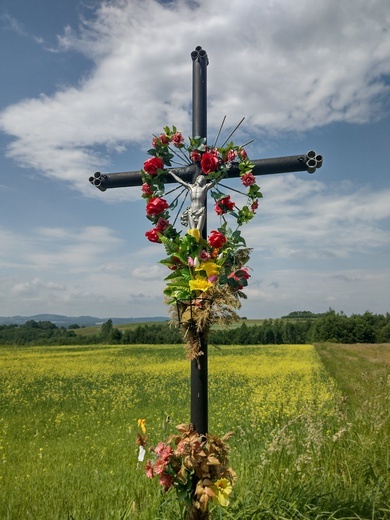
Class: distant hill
0,314,168,327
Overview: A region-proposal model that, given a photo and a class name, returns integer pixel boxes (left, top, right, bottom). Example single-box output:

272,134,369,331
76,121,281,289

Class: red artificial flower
146,197,169,216
141,182,154,197
159,473,174,492
208,230,227,249
228,267,251,290
171,132,184,147
251,200,259,212
240,148,248,160
241,172,256,187
155,217,170,232
226,149,237,162
145,460,154,478
143,157,164,176
152,134,170,148
214,195,235,216
201,152,219,174
145,228,161,243
190,150,202,163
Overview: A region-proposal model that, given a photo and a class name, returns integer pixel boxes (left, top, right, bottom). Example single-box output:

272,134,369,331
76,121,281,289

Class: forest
0,309,389,345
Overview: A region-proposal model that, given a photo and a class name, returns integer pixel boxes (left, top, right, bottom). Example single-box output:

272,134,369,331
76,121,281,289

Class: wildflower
211,478,233,507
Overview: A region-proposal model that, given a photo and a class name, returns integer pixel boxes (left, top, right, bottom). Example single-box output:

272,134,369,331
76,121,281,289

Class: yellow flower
211,478,233,507
189,276,213,293
137,418,146,434
187,228,200,242
195,260,220,278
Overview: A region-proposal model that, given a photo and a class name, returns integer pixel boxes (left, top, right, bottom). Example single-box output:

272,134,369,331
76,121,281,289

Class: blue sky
1,0,389,319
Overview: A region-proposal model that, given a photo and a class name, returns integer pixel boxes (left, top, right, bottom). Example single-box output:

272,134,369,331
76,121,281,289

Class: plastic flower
201,152,219,174
195,260,220,278
146,197,169,216
208,230,227,249
241,171,256,187
211,478,233,507
145,228,161,243
189,276,213,293
214,195,235,216
187,228,201,241
137,418,147,434
143,157,164,175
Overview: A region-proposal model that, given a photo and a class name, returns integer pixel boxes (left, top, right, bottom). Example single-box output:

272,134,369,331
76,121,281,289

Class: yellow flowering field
1,342,382,519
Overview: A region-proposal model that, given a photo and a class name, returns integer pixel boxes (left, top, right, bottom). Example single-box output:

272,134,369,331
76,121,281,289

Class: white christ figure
169,171,217,232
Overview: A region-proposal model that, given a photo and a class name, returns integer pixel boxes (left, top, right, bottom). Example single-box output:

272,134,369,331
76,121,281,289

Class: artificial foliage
141,126,262,360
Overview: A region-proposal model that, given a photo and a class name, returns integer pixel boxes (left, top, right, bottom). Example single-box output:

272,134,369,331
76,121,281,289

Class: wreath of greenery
141,125,262,358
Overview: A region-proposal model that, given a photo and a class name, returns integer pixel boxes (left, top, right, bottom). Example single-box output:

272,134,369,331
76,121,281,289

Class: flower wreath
141,126,262,358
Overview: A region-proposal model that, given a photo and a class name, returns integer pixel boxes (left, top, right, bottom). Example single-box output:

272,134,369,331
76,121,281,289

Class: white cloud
0,0,389,195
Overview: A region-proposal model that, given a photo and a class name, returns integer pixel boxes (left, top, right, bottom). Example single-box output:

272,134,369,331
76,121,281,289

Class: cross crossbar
90,151,322,191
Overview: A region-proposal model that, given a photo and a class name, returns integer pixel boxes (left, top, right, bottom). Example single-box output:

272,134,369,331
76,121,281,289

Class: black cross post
89,46,322,436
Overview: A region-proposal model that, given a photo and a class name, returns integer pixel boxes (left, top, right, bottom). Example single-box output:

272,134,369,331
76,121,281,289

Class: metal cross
89,46,323,436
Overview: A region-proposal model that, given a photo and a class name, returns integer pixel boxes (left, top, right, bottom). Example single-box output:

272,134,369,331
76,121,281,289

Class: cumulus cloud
0,0,389,195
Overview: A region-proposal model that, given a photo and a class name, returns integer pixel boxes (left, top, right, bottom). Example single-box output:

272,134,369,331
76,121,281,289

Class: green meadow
0,343,389,519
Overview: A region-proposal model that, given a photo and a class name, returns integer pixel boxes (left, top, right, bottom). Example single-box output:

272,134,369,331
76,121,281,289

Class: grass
0,342,389,519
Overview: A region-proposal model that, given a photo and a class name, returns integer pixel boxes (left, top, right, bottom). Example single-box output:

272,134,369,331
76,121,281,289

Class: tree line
0,310,389,346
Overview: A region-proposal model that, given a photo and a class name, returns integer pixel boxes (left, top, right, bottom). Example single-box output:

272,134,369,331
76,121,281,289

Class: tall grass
0,343,389,519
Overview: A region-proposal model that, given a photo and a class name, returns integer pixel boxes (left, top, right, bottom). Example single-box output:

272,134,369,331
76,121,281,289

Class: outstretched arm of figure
169,170,190,189
206,178,218,190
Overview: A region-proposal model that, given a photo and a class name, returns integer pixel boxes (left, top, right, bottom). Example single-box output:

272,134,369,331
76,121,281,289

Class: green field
0,343,389,519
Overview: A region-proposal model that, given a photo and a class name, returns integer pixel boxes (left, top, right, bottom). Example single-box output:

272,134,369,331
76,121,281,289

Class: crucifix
89,46,322,438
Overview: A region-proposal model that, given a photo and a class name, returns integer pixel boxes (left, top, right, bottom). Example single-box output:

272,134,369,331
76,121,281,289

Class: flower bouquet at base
137,421,236,514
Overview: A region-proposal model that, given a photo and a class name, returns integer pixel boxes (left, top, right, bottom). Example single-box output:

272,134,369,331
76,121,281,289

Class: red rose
146,197,169,216
201,152,219,174
141,182,154,197
226,149,237,162
214,195,235,216
190,150,202,163
143,157,164,176
145,228,161,243
155,217,169,232
251,200,259,212
240,148,248,160
241,172,256,187
208,230,227,249
171,132,184,147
